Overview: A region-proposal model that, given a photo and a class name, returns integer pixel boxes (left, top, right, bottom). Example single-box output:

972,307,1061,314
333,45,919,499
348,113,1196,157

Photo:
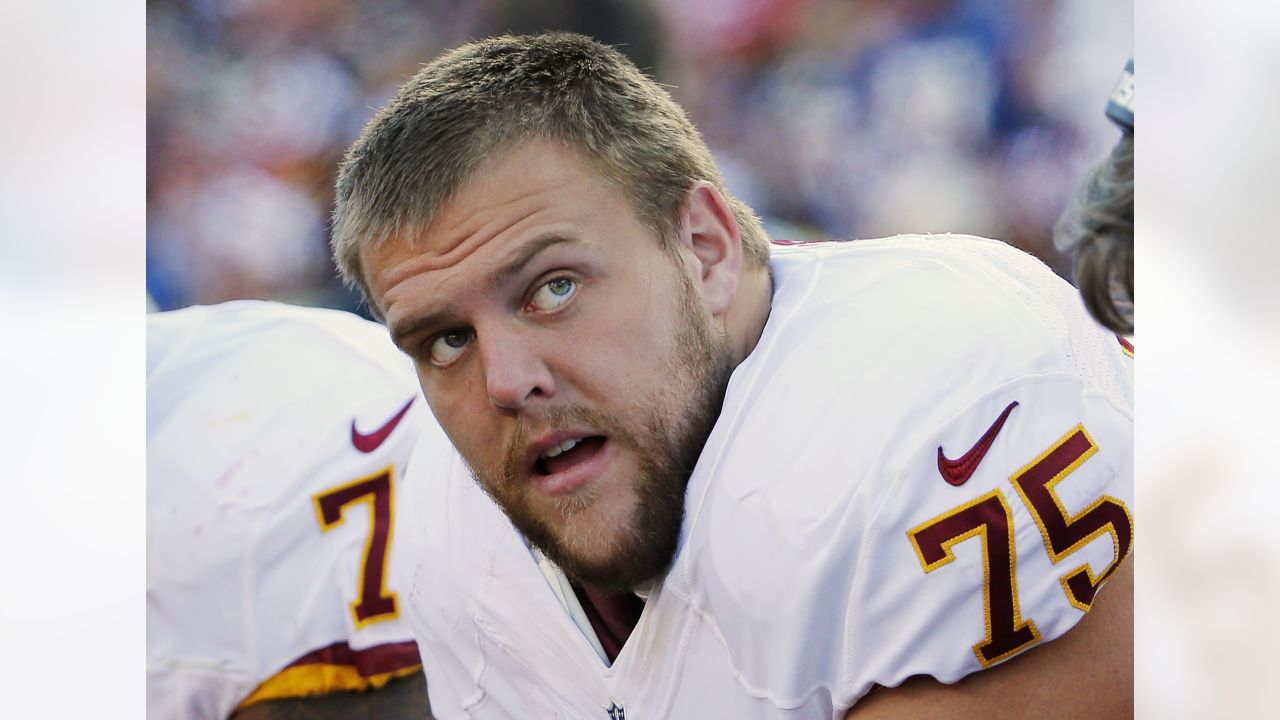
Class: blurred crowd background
146,0,1132,314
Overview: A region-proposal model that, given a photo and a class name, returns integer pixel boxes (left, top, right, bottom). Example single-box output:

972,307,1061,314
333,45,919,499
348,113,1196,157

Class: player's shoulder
698,232,1132,547
768,234,1085,354
147,300,427,718
674,237,1133,707
711,234,1129,499
148,300,404,378
148,301,417,434
676,369,1133,709
832,369,1133,705
770,232,1046,271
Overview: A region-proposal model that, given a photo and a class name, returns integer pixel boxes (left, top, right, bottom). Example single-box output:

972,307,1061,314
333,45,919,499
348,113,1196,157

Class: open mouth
533,435,607,479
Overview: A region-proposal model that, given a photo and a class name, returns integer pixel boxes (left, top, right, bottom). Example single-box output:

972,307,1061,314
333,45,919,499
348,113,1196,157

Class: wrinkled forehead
371,140,598,243
365,136,628,248
360,139,652,311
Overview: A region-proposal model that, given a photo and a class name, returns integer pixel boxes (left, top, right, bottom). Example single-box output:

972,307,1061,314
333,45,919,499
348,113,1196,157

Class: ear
679,182,743,317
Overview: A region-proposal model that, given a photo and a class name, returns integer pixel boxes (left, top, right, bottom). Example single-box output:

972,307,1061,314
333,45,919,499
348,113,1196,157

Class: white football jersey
147,301,427,719
398,235,1135,719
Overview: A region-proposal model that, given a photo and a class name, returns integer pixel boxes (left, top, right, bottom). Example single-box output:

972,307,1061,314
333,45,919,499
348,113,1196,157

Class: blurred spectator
1054,58,1133,335
147,0,1131,313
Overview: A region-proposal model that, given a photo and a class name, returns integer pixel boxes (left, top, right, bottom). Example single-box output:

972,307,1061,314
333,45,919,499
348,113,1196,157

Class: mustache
499,405,634,481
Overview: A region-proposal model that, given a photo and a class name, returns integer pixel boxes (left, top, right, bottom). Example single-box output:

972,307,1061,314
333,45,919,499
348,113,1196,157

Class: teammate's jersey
398,235,1135,719
147,301,427,719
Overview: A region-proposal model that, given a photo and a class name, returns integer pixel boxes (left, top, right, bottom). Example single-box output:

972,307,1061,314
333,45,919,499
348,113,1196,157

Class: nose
479,328,555,412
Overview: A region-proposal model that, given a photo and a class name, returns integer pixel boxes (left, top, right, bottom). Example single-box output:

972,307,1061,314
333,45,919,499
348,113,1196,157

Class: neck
724,264,773,366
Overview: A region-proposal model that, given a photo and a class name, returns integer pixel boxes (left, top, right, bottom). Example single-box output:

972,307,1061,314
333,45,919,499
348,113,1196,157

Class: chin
552,493,641,562
554,538,676,593
545,491,683,592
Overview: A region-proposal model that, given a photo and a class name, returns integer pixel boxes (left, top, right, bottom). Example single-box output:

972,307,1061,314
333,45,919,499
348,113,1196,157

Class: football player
335,33,1134,718
147,301,433,718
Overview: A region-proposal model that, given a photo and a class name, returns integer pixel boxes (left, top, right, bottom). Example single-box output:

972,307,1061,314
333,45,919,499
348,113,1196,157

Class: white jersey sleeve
835,237,1134,694
848,372,1132,688
147,301,428,719
674,235,1134,713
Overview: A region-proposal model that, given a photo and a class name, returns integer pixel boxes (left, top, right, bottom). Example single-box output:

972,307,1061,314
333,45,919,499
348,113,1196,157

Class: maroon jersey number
908,489,1042,666
908,421,1133,667
1010,425,1134,611
314,467,399,627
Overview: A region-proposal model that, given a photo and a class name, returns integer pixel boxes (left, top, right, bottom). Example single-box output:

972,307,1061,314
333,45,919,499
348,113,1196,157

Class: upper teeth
541,438,580,459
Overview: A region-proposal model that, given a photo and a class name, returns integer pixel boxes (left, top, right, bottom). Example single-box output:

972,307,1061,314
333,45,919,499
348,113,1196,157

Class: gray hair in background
1055,132,1134,335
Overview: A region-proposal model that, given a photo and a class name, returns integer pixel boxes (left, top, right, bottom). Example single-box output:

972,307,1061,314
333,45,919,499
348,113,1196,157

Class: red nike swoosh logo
351,397,416,453
937,401,1019,486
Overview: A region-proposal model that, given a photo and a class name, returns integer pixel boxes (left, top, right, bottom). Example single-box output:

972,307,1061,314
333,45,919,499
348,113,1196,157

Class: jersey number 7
314,467,400,628
908,424,1133,666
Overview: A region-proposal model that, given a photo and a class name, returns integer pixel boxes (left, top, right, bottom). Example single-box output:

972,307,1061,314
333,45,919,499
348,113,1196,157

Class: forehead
362,139,647,313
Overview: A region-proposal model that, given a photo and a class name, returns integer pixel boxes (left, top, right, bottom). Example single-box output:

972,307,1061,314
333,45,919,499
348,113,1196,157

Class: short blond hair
332,32,769,301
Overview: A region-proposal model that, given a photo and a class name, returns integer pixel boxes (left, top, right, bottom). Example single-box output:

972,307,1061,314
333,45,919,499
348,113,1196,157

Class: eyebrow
388,234,579,350
487,234,579,291
388,313,441,353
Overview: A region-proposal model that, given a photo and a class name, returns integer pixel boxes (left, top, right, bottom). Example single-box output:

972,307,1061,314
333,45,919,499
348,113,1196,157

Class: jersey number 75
908,424,1133,666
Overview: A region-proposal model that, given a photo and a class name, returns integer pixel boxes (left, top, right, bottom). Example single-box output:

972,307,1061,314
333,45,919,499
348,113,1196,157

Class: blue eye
428,329,472,366
529,277,577,312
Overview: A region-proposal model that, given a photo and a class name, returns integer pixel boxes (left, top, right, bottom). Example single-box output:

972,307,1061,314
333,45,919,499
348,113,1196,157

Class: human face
366,140,733,590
